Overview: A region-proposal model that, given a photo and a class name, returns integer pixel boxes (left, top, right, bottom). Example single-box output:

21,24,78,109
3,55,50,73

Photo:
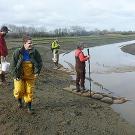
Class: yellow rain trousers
13,61,36,103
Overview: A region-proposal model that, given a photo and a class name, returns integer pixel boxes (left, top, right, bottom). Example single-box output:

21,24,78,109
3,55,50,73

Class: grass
6,34,135,48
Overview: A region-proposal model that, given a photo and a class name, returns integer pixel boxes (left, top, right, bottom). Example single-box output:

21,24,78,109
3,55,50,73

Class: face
81,46,84,50
1,31,7,36
24,40,33,50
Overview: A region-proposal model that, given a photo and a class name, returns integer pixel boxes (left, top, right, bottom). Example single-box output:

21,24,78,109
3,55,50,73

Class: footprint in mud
70,110,82,116
90,103,102,109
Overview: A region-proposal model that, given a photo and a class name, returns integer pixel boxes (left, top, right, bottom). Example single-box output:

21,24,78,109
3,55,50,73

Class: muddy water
59,40,135,126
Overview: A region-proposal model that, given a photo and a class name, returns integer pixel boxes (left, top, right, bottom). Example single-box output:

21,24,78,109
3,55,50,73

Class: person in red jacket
75,44,89,92
0,26,9,85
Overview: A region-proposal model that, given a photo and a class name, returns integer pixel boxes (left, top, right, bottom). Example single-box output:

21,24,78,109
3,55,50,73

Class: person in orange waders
12,35,42,114
75,44,89,92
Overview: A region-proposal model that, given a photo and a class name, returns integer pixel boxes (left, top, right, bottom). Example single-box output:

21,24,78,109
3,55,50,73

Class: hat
0,26,10,33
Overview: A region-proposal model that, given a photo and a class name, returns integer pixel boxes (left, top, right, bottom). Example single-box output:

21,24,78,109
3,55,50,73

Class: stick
87,48,92,97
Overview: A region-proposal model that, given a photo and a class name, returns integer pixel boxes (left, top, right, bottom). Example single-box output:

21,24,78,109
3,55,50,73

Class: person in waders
12,35,42,114
0,26,10,86
75,44,89,92
51,39,60,69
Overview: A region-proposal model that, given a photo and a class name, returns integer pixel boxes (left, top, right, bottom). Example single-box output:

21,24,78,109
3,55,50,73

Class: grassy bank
7,34,135,49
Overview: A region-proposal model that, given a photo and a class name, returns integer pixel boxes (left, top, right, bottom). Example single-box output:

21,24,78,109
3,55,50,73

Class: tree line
2,24,135,38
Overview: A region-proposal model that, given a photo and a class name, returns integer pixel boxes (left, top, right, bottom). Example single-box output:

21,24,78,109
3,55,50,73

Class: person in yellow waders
12,35,42,114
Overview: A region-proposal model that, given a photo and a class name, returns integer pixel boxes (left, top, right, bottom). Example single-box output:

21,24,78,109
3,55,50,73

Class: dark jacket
12,47,42,79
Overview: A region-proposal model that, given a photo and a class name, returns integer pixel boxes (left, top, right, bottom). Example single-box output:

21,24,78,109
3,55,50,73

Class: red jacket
75,49,89,71
0,33,8,57
75,49,88,62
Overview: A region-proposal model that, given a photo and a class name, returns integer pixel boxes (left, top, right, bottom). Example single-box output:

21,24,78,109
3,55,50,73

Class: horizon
1,0,135,31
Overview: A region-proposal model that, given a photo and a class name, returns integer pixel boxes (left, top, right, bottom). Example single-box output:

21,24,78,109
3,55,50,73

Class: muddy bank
121,43,135,55
0,43,135,135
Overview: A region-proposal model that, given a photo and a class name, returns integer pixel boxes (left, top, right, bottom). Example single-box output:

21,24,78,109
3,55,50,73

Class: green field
7,34,135,51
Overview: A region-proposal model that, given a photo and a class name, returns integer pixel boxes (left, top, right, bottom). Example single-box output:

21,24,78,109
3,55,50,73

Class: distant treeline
3,24,135,38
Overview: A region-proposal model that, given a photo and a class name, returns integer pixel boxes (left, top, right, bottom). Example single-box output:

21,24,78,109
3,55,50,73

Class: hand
34,74,39,77
58,45,60,49
16,78,20,81
1,56,6,62
87,56,90,60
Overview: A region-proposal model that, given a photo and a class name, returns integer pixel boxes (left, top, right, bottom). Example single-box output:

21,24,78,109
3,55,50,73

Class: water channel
59,40,135,126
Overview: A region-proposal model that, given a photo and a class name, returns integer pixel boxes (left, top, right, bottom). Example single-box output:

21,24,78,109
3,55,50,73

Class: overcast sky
1,0,135,31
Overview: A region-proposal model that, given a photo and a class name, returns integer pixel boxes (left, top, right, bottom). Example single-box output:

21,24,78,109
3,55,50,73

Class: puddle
59,40,135,126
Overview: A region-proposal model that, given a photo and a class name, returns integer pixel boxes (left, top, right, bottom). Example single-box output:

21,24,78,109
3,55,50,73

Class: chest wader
75,55,86,92
14,61,35,114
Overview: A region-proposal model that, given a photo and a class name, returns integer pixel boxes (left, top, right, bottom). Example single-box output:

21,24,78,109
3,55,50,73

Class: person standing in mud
51,39,60,69
75,43,89,92
0,26,10,86
12,35,42,114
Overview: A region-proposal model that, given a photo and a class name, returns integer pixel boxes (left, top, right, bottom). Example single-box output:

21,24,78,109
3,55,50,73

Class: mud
121,43,135,55
0,43,135,135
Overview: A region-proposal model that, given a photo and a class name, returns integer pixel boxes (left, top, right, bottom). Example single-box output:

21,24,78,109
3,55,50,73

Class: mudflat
121,43,135,55
0,40,135,135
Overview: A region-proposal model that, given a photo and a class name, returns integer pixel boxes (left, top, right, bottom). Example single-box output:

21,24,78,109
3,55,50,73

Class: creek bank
121,43,135,55
58,66,130,104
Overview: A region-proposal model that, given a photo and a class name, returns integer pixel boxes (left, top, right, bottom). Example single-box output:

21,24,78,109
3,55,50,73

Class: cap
0,26,10,33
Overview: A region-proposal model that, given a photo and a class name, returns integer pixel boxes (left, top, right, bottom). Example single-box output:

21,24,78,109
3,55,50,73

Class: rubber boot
1,72,7,86
76,85,80,92
80,86,86,93
27,102,34,114
55,61,59,68
18,98,23,108
53,63,58,69
0,74,2,85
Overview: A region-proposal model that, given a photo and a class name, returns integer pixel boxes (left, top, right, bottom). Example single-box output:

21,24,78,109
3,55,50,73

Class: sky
1,0,135,31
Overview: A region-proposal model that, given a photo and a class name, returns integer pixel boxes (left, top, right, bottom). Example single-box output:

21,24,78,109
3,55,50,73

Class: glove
16,78,20,81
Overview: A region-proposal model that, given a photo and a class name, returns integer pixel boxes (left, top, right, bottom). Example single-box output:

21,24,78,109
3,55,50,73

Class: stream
59,40,135,126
